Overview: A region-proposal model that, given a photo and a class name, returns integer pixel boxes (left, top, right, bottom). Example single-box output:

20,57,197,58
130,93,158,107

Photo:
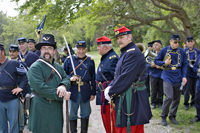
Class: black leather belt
32,91,54,103
71,81,90,86
0,86,15,90
132,83,145,87
163,67,181,70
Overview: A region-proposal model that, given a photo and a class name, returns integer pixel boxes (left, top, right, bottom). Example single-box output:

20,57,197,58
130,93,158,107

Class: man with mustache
104,26,152,133
27,34,71,133
96,36,118,133
0,44,28,133
63,41,96,133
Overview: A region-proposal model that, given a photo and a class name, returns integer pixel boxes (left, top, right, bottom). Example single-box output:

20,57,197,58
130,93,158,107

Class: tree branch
147,23,176,34
151,0,179,12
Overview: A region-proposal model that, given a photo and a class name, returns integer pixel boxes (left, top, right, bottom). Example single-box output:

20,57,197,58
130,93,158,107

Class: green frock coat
27,58,71,133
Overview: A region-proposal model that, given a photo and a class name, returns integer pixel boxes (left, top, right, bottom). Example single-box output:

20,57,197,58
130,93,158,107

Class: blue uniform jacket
108,42,152,127
184,47,200,78
193,55,200,90
18,51,39,68
96,49,118,105
146,60,162,78
0,58,28,102
155,46,187,84
63,55,96,103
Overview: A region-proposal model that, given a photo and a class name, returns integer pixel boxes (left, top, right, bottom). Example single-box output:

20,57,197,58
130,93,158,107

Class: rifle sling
99,65,108,82
0,59,23,104
45,68,56,84
69,56,88,76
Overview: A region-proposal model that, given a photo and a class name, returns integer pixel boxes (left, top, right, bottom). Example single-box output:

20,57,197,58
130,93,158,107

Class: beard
43,52,52,60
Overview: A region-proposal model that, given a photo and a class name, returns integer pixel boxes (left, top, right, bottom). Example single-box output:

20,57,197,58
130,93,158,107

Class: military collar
120,42,134,55
32,49,37,53
74,55,87,60
39,56,55,65
169,45,179,52
20,50,29,56
101,48,114,61
0,57,8,66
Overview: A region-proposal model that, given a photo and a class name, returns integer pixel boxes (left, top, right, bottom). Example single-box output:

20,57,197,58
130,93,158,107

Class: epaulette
127,48,135,52
90,57,93,60
67,56,70,58
109,55,117,59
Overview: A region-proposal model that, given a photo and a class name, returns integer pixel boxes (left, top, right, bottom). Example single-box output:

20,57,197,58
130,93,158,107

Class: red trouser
116,125,144,133
101,105,116,133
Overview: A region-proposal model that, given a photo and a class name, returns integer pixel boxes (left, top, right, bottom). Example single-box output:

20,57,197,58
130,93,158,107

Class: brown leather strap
69,56,88,76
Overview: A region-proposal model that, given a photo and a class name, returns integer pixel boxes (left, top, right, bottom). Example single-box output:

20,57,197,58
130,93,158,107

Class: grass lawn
88,50,200,133
151,95,200,133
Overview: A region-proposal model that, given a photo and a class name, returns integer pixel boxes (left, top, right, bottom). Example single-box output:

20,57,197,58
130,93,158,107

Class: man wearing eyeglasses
184,36,200,110
155,34,187,126
27,34,71,133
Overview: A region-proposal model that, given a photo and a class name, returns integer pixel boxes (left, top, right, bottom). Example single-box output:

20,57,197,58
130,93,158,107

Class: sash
38,59,62,80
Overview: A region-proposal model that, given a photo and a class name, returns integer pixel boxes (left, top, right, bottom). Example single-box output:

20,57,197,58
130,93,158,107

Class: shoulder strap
69,56,88,76
38,59,62,80
0,59,18,86
0,58,10,72
78,58,92,79
45,68,56,84
99,65,108,82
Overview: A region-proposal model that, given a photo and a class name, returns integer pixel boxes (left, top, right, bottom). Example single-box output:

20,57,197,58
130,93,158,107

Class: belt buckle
171,67,176,70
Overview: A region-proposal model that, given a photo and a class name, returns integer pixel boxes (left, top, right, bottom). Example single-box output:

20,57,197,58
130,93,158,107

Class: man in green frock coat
27,34,71,133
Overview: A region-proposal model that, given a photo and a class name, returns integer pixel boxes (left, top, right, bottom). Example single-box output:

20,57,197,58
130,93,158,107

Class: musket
63,35,76,133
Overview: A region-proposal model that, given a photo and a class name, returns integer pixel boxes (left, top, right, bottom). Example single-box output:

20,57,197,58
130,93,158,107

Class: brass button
80,68,82,70
0,87,1,90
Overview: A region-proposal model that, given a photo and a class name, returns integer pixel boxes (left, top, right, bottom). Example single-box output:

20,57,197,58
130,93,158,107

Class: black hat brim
35,42,57,50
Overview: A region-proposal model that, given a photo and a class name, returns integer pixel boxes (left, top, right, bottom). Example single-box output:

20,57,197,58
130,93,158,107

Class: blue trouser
195,89,200,119
69,93,91,120
0,98,19,133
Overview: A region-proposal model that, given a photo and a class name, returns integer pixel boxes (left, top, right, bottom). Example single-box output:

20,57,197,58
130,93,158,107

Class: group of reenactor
0,25,200,133
145,35,200,126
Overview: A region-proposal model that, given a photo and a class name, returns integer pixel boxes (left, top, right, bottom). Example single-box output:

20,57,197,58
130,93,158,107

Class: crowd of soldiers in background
144,35,200,126
1,32,200,133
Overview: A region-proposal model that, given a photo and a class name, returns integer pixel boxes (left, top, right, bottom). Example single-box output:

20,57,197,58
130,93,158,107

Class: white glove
104,86,111,102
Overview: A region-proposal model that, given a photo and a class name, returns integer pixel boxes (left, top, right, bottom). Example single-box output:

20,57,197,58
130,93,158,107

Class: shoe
185,105,189,110
191,104,195,108
161,118,167,126
190,117,200,122
19,131,23,133
169,117,179,124
158,105,162,109
151,105,156,109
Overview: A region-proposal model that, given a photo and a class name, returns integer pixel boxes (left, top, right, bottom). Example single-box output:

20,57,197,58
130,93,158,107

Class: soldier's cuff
59,83,67,90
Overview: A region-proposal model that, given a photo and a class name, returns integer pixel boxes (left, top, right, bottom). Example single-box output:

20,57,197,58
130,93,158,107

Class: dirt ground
24,98,178,133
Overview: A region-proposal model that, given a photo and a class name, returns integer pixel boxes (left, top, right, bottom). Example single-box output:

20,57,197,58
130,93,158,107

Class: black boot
81,118,89,133
70,119,77,133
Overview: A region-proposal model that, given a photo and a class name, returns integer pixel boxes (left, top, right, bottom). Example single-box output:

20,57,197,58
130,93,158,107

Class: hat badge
43,37,50,41
79,43,82,45
115,31,119,35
